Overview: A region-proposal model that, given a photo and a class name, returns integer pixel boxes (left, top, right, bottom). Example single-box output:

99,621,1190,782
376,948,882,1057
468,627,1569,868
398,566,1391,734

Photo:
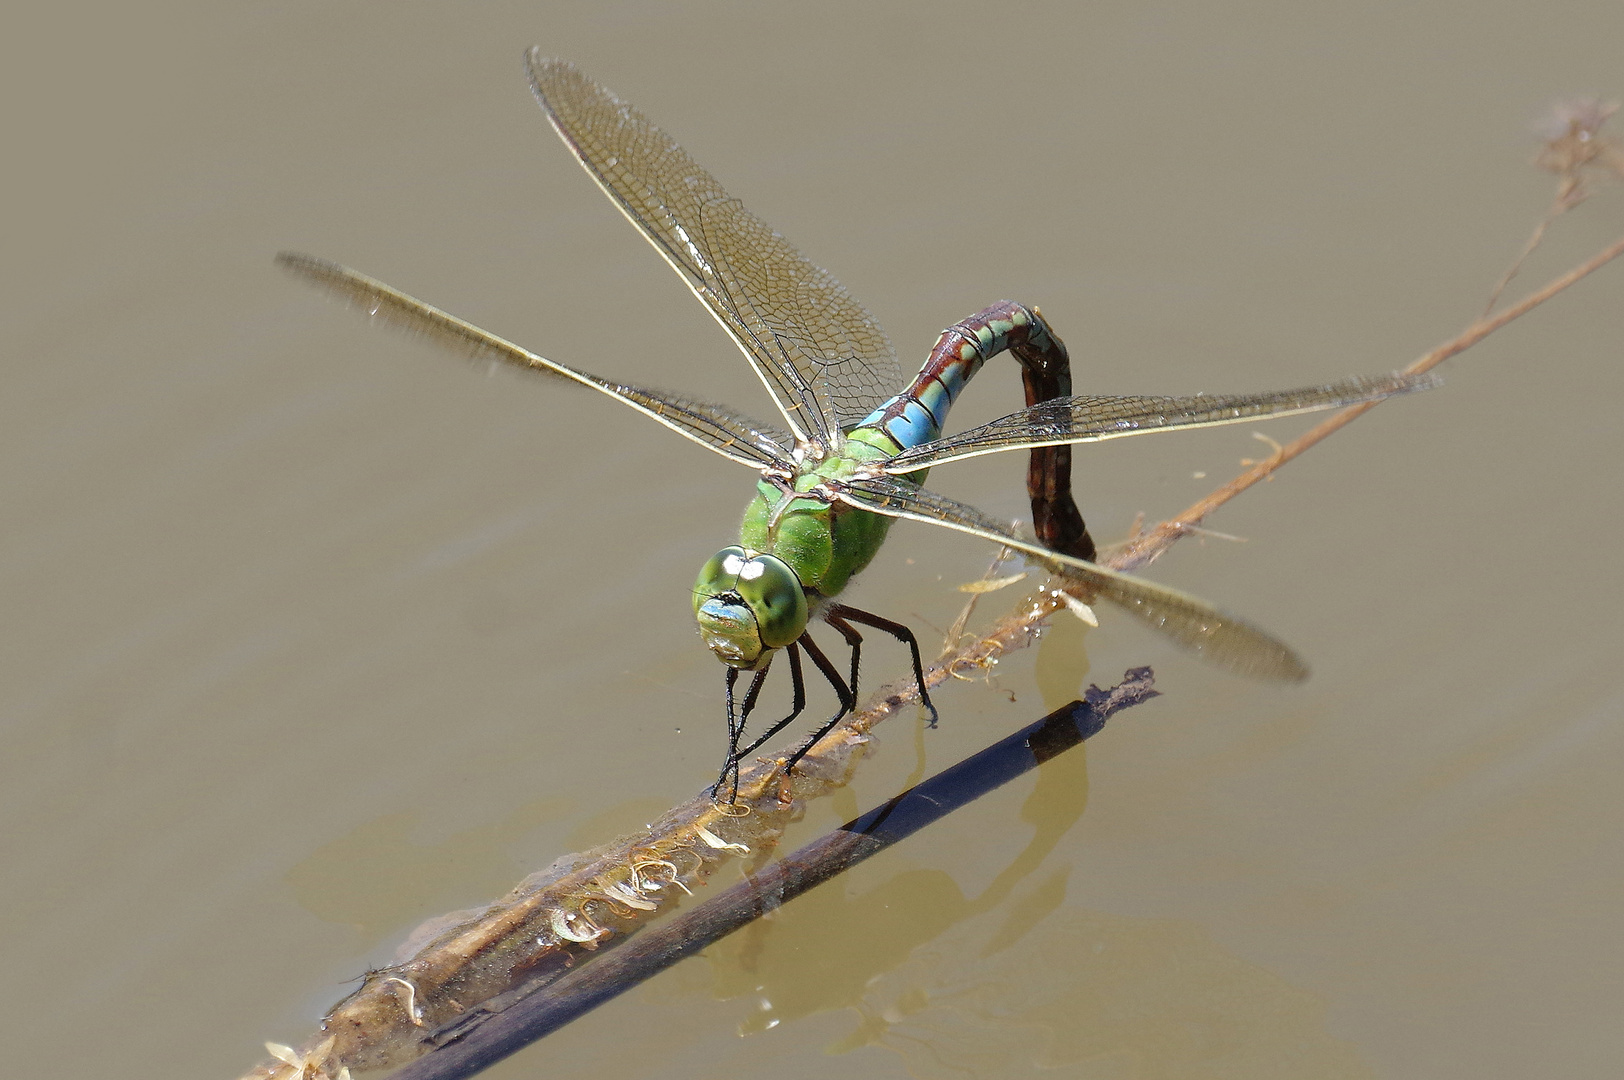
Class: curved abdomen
849,301,1094,561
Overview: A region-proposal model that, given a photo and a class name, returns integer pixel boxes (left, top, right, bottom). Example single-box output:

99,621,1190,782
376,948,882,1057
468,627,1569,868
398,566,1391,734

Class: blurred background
4,2,1622,1077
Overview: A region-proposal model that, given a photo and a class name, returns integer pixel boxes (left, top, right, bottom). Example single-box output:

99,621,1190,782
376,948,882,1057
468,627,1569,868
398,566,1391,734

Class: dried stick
1485,98,1624,314
1110,228,1624,575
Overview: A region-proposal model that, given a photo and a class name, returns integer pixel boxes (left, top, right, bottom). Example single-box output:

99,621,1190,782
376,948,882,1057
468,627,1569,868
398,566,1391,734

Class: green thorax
738,430,925,599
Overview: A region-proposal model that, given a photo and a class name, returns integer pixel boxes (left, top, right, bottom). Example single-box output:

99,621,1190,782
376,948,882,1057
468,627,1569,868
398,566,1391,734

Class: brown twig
1488,98,1624,314
1108,228,1624,575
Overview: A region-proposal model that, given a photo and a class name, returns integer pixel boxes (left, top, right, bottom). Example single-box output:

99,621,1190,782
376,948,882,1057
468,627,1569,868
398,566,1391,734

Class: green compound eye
693,547,809,667
693,546,749,616
733,553,808,649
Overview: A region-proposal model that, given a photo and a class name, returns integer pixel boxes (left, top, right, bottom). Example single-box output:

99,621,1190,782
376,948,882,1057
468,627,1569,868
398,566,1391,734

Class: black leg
718,612,935,790
712,665,768,801
826,602,941,728
821,609,865,704
780,632,857,774
712,667,743,801
736,643,809,758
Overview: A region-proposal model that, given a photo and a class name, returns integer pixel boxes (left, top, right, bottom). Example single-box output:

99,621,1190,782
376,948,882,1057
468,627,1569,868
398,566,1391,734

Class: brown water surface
6,3,1622,1077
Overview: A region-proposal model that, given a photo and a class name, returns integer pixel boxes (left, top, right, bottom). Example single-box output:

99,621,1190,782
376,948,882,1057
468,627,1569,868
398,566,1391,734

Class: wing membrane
277,253,794,471
834,476,1309,682
879,373,1440,473
526,53,901,452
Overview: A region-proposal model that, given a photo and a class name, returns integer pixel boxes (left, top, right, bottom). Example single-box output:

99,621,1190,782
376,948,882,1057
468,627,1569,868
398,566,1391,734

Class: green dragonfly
280,55,1434,799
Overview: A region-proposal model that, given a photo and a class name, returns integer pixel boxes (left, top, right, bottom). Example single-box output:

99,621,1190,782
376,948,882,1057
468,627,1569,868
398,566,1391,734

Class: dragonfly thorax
692,546,810,669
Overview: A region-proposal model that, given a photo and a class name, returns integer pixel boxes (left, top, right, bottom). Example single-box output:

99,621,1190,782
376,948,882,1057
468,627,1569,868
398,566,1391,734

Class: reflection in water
834,907,1374,1078
714,866,972,1036
700,734,1369,1076
703,737,1093,1035
1036,612,1095,714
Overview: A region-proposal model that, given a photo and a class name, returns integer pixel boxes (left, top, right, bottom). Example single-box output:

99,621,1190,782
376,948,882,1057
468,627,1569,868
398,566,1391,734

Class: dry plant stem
1111,229,1624,574
1483,198,1566,316
1492,100,1624,314
240,236,1624,1080
1483,170,1589,316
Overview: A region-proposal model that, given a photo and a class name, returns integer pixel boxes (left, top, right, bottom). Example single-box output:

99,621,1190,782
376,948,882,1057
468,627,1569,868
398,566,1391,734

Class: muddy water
6,2,1622,1077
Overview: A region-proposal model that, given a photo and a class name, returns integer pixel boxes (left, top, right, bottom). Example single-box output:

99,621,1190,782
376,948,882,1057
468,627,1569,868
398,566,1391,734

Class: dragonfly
279,54,1435,800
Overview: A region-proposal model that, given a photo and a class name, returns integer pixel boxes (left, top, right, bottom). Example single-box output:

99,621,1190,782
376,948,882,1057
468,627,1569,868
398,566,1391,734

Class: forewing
878,373,1440,473
834,476,1309,682
277,254,794,472
526,53,901,451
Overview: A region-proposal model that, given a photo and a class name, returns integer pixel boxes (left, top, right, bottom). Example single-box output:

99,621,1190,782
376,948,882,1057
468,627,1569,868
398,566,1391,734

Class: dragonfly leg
778,632,856,775
821,611,865,705
712,665,770,802
825,603,940,728
714,667,743,801
735,644,809,759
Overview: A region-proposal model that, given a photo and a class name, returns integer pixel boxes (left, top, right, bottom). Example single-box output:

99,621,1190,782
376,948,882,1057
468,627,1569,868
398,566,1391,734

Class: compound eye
693,546,749,614
734,554,808,649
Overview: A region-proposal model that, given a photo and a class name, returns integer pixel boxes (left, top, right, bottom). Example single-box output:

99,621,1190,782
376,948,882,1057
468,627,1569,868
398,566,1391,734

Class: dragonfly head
693,546,808,669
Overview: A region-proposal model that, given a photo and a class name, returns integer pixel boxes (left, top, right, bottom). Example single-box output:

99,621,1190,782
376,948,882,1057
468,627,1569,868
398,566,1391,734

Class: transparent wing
526,53,901,453
833,476,1309,682
877,373,1440,473
277,254,795,472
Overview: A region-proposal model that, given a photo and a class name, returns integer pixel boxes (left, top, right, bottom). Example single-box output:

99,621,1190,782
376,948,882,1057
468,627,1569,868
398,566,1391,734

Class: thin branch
1107,229,1624,574
1488,98,1624,314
